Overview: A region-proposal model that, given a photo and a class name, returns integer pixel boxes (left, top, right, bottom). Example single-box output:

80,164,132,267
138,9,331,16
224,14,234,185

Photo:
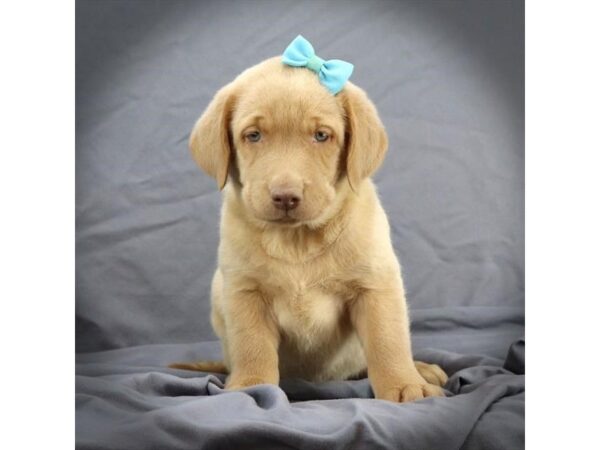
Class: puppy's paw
379,382,444,403
414,361,448,387
375,373,445,403
225,376,275,390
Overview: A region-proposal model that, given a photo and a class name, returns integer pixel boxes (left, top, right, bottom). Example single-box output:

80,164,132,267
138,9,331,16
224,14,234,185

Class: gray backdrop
76,0,523,353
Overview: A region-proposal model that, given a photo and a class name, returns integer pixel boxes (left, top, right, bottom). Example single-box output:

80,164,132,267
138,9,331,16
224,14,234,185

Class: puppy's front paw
225,376,275,390
380,383,444,402
375,373,445,403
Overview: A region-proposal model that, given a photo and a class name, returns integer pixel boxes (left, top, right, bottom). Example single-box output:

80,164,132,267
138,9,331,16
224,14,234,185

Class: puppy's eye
314,131,329,142
246,131,262,143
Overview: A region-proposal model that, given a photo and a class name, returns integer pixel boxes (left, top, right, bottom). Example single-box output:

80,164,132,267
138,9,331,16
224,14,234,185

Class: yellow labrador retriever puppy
172,49,447,402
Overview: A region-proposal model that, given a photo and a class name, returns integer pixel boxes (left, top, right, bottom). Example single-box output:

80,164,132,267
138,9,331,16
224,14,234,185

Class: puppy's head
190,57,387,226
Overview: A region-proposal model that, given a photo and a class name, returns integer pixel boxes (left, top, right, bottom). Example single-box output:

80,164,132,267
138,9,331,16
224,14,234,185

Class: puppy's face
190,57,388,227
230,71,345,225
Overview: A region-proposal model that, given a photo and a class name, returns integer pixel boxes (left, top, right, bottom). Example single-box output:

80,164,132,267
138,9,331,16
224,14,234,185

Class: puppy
171,56,447,402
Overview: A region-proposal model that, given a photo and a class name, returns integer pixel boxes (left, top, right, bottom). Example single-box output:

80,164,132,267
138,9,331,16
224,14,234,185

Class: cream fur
173,57,447,402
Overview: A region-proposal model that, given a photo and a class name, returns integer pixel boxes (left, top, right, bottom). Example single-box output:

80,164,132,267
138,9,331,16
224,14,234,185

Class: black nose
272,192,301,211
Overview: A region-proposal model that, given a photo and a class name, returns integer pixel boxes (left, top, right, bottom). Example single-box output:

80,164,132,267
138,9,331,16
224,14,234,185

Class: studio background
76,0,524,355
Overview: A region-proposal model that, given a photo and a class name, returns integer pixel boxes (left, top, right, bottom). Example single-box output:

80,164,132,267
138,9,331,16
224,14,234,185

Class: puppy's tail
168,360,229,374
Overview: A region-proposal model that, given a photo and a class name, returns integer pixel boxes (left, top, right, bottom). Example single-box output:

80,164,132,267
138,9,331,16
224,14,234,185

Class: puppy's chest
263,267,351,342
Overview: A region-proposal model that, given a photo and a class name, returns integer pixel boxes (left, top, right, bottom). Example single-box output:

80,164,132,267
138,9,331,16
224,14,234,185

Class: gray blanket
76,1,524,448
76,314,524,449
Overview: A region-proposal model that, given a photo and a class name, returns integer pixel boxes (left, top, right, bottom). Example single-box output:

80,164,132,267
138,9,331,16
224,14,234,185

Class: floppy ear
341,83,388,191
189,84,236,190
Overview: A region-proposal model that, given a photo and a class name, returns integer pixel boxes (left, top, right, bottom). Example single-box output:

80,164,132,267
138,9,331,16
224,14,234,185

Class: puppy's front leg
225,288,280,390
350,285,444,403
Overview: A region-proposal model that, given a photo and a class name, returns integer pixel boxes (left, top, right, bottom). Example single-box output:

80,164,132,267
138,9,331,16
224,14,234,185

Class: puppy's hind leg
168,360,229,374
414,361,448,387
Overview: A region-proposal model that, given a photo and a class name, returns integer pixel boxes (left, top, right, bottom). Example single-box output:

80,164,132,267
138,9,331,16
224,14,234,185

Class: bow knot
281,35,353,95
306,54,325,72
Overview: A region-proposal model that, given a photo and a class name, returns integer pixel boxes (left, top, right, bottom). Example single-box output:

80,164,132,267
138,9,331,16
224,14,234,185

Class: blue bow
282,35,354,95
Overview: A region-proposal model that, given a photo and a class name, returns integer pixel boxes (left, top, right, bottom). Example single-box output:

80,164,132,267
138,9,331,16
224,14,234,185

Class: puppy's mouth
267,213,299,225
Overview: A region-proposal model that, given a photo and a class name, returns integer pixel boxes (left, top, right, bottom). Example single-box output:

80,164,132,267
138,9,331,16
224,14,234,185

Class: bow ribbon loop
282,35,353,95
